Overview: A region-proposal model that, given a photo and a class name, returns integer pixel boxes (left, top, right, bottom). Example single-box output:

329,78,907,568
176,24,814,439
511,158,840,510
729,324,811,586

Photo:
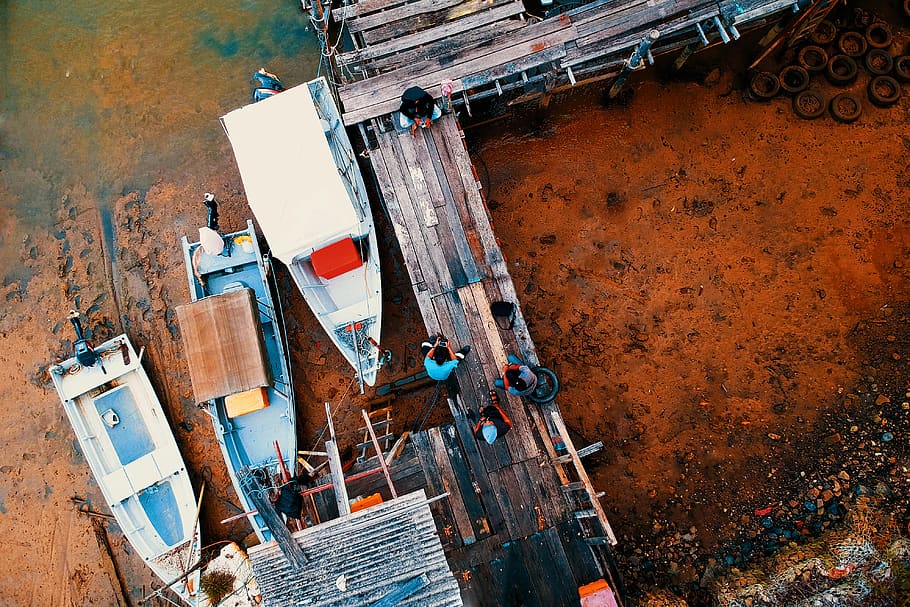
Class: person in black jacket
472,391,513,445
398,86,441,134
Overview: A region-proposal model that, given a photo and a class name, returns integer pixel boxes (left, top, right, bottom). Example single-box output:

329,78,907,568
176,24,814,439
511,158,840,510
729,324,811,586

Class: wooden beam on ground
325,402,351,516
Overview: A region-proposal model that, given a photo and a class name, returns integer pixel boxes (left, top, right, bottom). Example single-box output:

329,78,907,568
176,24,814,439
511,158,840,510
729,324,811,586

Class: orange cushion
311,237,363,280
351,493,383,513
225,387,269,418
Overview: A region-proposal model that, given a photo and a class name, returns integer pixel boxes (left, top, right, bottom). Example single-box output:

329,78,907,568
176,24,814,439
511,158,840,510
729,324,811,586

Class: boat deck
333,0,799,125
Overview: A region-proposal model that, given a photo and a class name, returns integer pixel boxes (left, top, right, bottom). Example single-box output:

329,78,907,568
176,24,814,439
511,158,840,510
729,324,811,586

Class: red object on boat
311,237,363,280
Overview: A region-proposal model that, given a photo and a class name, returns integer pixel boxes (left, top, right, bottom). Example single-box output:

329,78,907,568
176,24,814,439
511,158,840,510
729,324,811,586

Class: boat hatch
311,236,364,280
176,288,271,403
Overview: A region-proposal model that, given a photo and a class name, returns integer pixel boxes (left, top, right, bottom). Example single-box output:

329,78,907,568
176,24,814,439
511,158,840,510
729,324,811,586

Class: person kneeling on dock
399,86,442,135
494,354,538,397
421,334,470,381
472,390,513,445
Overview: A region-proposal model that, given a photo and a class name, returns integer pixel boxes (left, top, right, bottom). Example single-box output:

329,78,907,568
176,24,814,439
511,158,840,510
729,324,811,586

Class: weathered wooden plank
340,20,574,117
485,469,522,540
461,44,566,89
556,519,604,584
379,130,448,294
428,427,477,544
437,116,538,363
332,0,413,21
489,541,540,607
564,5,720,68
569,0,651,27
394,129,440,228
412,430,463,550
343,0,468,33
534,528,586,601
575,0,710,47
362,0,519,44
424,120,487,271
517,531,577,607
444,404,508,535
464,281,538,462
455,563,501,607
340,2,525,67
368,138,427,288
437,422,493,540
340,19,526,73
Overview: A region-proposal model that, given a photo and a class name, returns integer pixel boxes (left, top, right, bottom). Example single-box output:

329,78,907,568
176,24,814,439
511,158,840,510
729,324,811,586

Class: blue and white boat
220,77,383,391
178,220,296,543
50,316,201,606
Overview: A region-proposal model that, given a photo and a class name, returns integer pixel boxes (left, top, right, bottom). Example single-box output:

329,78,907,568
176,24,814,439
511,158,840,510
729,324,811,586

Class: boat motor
69,310,105,373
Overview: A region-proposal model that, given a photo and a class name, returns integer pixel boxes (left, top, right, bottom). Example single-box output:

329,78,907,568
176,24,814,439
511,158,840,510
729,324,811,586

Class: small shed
248,490,463,607
176,288,270,403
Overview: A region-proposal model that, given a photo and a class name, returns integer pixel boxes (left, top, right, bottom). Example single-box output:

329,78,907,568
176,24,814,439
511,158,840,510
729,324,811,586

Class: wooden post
362,409,398,498
325,402,351,516
239,468,308,569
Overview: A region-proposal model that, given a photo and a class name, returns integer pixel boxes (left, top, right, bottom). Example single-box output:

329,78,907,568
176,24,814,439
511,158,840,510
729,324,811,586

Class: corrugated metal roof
249,490,462,607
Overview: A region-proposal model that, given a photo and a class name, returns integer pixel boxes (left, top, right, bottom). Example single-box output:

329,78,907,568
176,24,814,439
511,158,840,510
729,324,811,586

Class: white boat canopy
221,83,360,266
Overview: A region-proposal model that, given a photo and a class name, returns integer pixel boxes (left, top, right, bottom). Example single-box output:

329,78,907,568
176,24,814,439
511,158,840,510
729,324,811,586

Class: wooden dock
291,0,820,604
331,0,805,125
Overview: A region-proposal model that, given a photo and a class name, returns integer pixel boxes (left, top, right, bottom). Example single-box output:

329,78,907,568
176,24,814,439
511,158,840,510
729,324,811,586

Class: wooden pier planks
365,113,597,606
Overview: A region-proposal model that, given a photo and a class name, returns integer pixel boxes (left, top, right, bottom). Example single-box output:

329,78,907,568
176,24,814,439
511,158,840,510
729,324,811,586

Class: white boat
178,220,297,544
220,76,383,391
50,316,201,606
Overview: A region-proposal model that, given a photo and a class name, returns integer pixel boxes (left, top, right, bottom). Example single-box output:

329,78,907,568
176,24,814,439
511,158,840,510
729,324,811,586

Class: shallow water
0,0,322,278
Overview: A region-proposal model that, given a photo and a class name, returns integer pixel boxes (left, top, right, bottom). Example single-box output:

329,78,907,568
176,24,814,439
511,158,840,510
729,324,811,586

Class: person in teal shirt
421,334,470,381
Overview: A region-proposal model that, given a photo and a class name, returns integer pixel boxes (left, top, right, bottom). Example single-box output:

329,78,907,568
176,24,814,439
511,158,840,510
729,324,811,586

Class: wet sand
2,2,910,605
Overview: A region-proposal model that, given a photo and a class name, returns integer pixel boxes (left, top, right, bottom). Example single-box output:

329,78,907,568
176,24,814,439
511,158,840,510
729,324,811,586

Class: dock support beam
607,30,660,99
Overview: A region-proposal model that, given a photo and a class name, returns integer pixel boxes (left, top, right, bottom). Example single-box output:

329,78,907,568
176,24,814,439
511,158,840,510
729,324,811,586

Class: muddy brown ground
2,3,909,605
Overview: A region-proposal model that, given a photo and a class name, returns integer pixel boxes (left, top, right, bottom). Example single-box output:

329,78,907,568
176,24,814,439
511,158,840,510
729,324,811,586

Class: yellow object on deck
225,387,270,418
350,493,383,513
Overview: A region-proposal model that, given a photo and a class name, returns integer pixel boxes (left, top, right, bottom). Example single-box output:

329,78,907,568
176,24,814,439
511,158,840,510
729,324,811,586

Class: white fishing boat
220,76,383,391
178,220,297,544
50,313,201,606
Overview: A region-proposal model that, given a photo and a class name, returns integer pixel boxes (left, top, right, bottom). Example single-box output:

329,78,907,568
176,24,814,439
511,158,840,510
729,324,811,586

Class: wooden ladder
786,0,839,47
548,411,618,547
357,406,395,462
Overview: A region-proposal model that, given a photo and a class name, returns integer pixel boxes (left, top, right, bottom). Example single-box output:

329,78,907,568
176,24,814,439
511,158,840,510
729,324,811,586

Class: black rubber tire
798,45,829,72
864,49,894,75
829,93,863,123
779,65,811,95
837,31,868,58
864,23,892,50
826,54,859,85
894,56,910,82
905,0,910,18
793,90,827,119
528,367,559,404
810,20,837,46
749,71,781,100
867,75,902,107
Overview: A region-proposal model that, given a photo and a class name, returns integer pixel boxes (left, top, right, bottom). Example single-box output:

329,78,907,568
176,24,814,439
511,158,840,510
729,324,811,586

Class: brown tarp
176,288,270,403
